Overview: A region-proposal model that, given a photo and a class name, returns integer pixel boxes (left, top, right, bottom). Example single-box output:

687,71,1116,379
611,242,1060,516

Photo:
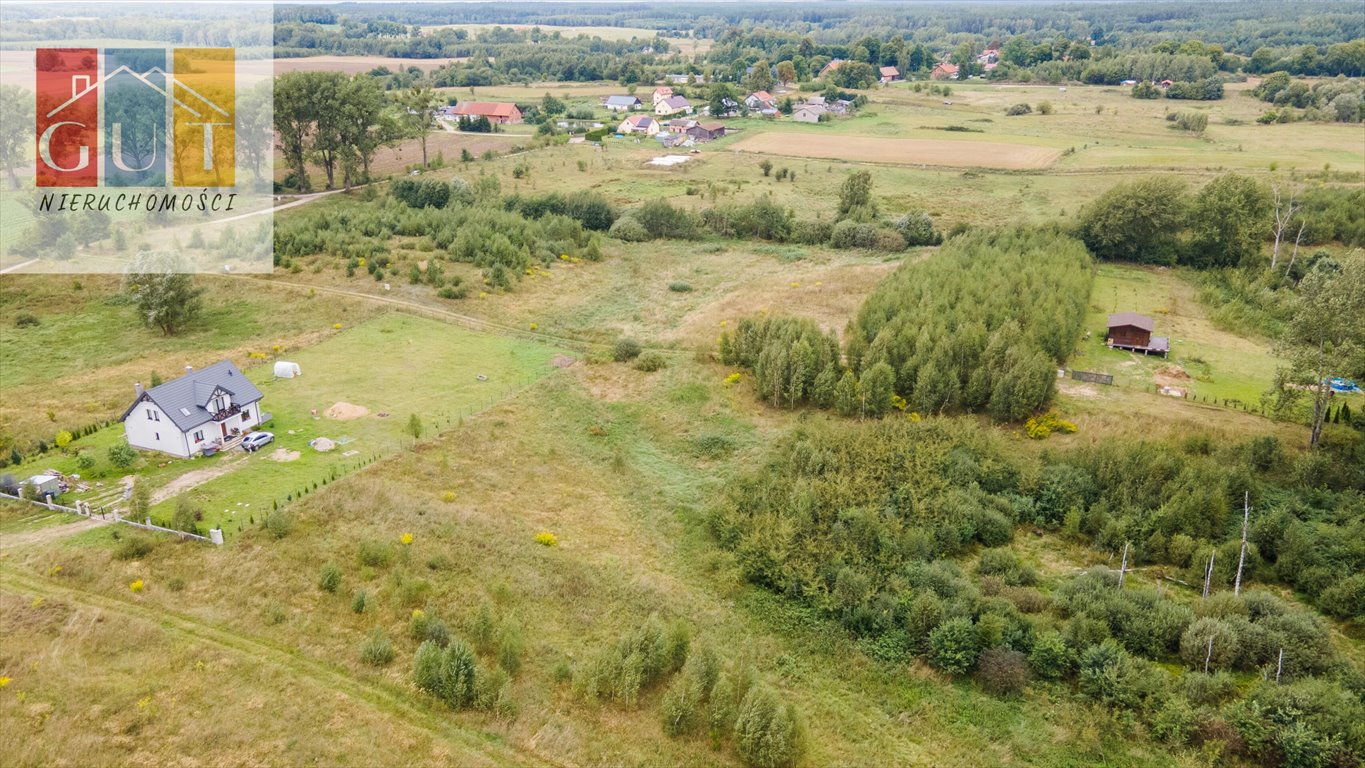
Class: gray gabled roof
1108,312,1155,332
606,95,640,106
121,360,262,432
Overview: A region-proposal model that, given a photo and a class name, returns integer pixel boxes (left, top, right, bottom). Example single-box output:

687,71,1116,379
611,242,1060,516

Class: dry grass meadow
729,132,1065,169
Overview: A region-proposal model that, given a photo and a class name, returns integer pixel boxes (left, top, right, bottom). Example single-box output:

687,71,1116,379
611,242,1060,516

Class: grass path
0,564,558,768
0,516,110,548
223,274,681,354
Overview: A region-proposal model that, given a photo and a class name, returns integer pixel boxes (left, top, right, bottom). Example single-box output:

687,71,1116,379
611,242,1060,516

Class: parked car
241,431,274,452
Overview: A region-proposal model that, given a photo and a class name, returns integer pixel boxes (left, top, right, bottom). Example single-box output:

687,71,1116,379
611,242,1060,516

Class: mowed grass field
1067,263,1285,405
3,311,564,532
0,277,384,448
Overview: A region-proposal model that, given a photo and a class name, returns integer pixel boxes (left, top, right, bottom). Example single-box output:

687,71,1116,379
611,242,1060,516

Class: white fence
0,491,221,545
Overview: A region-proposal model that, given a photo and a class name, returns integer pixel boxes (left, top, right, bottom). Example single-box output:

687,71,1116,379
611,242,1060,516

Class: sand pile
325,402,369,420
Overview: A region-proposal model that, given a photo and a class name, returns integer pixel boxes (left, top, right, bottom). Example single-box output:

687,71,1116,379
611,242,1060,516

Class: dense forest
710,417,1364,767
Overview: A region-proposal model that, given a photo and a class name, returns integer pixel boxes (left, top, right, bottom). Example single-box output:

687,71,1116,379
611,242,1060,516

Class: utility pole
1235,491,1250,597
1118,542,1130,587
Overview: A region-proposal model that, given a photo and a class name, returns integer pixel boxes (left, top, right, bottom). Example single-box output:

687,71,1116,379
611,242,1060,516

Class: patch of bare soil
1057,380,1100,399
551,354,578,369
325,402,370,420
150,455,247,505
268,448,301,462
1154,365,1192,390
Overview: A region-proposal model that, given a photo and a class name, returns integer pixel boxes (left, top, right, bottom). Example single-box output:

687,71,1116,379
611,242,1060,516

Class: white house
618,114,660,136
655,95,692,117
121,360,265,458
605,95,641,112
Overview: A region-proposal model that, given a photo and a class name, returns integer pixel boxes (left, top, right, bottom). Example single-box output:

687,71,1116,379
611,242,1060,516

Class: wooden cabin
1107,312,1169,357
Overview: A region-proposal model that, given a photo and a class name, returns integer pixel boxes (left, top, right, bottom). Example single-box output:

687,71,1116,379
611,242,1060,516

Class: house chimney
135,382,144,397
185,365,193,374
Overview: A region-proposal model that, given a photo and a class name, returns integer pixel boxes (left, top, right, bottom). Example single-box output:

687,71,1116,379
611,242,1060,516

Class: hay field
729,133,1064,170
274,56,464,75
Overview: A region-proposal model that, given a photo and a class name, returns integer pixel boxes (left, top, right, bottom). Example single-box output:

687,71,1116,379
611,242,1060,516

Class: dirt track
730,132,1063,170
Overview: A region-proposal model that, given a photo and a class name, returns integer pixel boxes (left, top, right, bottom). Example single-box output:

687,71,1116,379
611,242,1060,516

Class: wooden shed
1107,312,1169,357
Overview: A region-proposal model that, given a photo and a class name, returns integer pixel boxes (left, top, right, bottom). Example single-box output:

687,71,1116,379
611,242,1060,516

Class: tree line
274,72,446,191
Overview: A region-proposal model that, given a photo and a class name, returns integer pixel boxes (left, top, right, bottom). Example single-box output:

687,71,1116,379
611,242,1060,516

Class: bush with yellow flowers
1025,412,1077,439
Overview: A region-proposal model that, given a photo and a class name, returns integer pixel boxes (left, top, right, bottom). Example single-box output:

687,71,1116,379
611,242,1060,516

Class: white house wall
123,401,192,458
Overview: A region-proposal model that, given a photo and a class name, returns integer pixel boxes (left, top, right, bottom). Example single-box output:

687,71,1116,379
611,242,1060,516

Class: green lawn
8,312,565,535
1067,263,1285,405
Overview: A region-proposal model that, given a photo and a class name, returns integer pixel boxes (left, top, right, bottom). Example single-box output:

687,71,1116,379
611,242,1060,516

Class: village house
818,59,844,79
451,101,523,124
604,95,641,112
652,86,673,106
655,94,693,116
792,103,826,123
617,114,660,136
1106,313,1170,357
931,62,960,80
686,121,726,141
744,91,776,110
878,66,902,83
121,361,266,458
